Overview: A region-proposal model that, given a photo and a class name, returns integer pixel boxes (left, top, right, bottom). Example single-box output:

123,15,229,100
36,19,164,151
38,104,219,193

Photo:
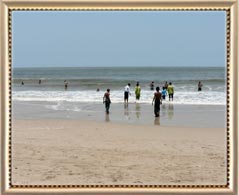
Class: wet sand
13,101,226,128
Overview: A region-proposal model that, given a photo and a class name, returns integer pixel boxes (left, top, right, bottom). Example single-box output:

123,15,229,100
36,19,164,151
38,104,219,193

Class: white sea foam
13,89,226,106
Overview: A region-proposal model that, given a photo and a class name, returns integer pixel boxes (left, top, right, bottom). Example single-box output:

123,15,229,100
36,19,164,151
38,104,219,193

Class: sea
12,67,226,106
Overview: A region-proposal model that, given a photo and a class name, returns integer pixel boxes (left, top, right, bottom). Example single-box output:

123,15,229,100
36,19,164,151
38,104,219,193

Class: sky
12,11,226,67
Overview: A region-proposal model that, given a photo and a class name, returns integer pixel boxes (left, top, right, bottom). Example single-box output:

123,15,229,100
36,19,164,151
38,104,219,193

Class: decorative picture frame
1,0,238,194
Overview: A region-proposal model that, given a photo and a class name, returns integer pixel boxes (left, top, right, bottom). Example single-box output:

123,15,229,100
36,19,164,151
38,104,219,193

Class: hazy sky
12,11,226,67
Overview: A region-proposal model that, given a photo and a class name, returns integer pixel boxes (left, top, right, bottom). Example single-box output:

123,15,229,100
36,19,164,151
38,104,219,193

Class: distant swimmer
198,81,203,91
64,80,68,90
96,88,100,92
152,86,162,117
135,82,141,101
124,83,131,104
103,89,111,114
168,82,174,101
21,81,24,85
150,81,154,91
39,79,41,85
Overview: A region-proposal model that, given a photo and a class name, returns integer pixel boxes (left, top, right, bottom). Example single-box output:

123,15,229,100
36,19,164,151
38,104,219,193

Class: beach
12,102,227,185
11,66,227,185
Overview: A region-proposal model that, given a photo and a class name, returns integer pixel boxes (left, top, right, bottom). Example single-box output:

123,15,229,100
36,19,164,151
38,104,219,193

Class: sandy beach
12,102,227,185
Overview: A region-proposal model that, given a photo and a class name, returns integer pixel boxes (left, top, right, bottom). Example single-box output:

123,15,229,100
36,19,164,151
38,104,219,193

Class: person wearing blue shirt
161,87,167,100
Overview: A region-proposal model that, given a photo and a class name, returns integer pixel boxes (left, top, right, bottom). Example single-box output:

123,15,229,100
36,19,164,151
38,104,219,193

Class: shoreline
13,100,226,129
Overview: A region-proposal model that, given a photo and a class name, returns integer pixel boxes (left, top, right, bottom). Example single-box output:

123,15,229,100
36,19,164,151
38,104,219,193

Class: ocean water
12,67,226,106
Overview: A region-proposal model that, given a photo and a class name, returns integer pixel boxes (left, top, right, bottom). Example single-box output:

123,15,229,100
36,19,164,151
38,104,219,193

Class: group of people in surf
103,81,175,117
103,81,203,116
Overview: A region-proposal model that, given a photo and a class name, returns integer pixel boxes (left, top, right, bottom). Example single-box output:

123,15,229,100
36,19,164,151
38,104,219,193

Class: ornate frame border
1,0,238,195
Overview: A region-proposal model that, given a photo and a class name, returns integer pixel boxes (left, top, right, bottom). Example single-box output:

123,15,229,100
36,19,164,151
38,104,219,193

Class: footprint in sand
38,156,45,161
112,178,118,182
133,181,143,184
68,172,74,176
45,175,56,180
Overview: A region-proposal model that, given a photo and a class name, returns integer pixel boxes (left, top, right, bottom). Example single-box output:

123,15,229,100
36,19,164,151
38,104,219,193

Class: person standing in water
198,81,203,91
124,83,131,104
39,79,41,85
168,82,174,101
135,82,141,101
164,81,168,90
103,89,111,114
161,86,167,100
64,80,68,90
152,86,162,117
150,81,154,90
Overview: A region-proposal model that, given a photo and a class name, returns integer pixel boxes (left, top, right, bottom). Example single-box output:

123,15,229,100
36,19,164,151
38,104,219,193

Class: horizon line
13,65,225,68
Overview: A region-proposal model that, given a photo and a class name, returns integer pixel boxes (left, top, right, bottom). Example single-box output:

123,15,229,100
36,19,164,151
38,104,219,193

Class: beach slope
12,119,226,185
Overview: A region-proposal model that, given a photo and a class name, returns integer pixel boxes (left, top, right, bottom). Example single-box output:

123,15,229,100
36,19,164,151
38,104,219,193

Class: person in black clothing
198,81,203,91
103,89,111,114
152,86,162,117
64,80,68,90
150,81,154,90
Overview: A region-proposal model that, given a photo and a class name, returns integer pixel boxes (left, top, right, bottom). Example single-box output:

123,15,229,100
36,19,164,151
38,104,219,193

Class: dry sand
12,119,227,185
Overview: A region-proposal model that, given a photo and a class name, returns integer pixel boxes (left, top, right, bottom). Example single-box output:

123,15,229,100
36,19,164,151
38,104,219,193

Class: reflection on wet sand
113,102,175,124
135,103,141,119
154,116,160,125
124,104,130,120
168,103,174,120
161,104,166,118
105,113,110,122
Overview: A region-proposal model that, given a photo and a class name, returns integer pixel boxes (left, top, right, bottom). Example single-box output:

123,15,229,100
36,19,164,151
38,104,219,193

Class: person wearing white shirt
124,83,131,104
